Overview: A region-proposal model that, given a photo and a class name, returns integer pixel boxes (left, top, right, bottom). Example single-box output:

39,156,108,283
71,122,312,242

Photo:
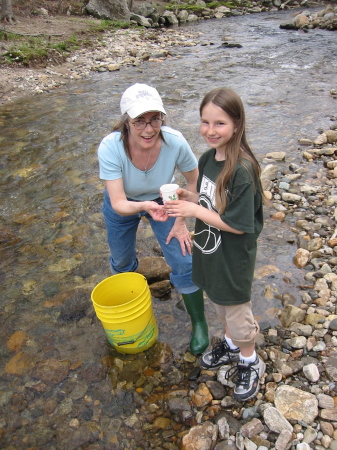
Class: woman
97,83,209,355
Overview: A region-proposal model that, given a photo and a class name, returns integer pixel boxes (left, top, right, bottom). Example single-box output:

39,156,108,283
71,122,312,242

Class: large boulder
130,13,152,27
132,2,155,17
85,0,130,21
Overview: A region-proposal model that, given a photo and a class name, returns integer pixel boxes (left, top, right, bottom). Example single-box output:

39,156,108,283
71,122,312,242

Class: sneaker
225,356,266,402
200,339,240,369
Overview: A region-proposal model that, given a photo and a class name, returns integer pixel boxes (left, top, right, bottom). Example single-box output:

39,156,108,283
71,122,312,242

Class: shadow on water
0,8,336,448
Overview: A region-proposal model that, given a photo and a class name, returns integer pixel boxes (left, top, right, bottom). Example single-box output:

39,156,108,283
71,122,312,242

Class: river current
0,8,336,448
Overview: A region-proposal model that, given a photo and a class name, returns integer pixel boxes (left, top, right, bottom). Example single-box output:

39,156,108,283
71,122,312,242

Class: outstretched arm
165,200,244,234
106,179,168,221
165,167,199,255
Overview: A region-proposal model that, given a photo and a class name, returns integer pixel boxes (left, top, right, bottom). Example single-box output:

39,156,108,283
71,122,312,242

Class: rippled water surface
1,9,336,448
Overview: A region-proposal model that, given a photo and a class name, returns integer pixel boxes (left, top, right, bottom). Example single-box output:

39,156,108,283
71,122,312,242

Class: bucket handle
116,313,153,346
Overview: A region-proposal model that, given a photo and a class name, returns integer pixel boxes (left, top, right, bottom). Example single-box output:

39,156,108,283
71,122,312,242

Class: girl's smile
200,102,237,159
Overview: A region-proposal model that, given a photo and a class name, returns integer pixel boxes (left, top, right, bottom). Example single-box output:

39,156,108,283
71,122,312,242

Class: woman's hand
147,202,169,222
165,215,193,256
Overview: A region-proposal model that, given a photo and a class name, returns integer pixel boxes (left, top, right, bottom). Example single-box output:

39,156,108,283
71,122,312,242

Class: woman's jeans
102,190,198,294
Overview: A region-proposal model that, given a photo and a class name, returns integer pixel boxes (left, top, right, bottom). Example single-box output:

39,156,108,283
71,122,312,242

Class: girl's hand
165,216,193,256
176,187,189,200
164,200,197,218
147,203,169,222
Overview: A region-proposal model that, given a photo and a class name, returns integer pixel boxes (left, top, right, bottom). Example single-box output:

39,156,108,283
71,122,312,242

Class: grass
0,19,130,67
1,34,81,66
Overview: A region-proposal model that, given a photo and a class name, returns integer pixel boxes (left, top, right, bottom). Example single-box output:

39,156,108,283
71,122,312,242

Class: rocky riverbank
2,104,337,449
1,5,337,450
133,120,337,450
1,3,336,105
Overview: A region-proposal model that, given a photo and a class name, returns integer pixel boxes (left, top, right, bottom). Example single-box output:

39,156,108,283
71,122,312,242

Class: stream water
0,8,336,449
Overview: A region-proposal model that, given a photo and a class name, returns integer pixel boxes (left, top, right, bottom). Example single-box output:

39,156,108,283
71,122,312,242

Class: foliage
165,0,239,11
87,19,130,33
0,17,130,67
166,4,205,12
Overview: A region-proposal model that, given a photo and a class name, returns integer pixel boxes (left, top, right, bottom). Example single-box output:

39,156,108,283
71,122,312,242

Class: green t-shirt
192,149,263,305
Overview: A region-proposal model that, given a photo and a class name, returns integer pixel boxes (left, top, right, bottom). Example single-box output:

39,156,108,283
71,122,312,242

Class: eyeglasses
131,118,163,130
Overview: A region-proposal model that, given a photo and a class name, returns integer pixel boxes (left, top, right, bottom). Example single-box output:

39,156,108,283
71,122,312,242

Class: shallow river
0,8,336,449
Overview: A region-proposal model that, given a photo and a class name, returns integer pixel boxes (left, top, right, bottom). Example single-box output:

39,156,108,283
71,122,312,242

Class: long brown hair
112,114,166,160
199,87,263,214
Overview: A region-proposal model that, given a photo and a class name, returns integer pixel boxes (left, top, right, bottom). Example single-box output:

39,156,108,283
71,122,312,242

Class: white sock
224,335,239,350
240,351,256,364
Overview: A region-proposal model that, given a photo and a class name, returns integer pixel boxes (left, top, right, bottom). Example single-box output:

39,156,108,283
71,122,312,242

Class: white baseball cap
120,83,166,119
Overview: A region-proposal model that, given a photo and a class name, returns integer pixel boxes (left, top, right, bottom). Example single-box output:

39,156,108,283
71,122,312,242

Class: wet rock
294,248,310,268
206,380,226,400
263,406,293,433
240,418,264,438
103,390,135,418
274,385,318,423
325,353,337,382
147,341,173,369
137,256,171,283
32,358,70,385
166,366,184,385
266,151,286,161
0,227,21,245
42,281,60,297
282,192,302,203
320,408,337,421
58,290,91,322
271,211,286,221
303,363,320,382
5,351,38,376
191,382,213,407
279,305,306,328
275,428,293,450
317,393,335,409
167,396,191,414
149,279,171,298
6,331,26,352
181,421,218,450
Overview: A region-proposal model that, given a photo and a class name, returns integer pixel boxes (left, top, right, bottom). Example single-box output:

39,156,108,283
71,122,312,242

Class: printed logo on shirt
194,175,222,254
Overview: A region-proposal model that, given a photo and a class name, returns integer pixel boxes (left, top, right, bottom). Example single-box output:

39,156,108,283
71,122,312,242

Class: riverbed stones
294,248,310,268
2,5,337,450
263,406,293,433
274,385,318,423
181,421,218,450
280,5,337,30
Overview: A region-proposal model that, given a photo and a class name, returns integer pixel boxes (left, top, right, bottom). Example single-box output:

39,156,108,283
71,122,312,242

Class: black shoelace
210,340,231,363
225,361,258,388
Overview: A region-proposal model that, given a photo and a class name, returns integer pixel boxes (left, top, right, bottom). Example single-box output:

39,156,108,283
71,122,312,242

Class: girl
164,87,266,401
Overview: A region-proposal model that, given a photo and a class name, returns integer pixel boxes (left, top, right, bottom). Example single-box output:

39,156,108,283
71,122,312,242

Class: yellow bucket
91,273,158,354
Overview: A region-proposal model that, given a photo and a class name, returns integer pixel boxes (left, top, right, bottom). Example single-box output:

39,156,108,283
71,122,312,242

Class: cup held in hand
160,183,179,201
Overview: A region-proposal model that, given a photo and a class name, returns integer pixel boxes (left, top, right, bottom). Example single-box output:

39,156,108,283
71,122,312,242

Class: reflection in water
0,9,336,448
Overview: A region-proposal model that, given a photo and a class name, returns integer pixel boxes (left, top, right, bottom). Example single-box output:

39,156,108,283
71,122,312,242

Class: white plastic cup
160,183,179,201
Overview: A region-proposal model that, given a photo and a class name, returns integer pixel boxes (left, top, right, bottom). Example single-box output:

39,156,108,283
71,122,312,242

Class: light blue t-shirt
98,126,198,201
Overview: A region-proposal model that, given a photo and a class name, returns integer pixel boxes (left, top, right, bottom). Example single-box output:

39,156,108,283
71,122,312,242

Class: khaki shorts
213,301,259,348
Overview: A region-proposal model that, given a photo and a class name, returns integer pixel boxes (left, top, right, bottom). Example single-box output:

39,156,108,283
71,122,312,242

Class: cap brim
127,103,166,119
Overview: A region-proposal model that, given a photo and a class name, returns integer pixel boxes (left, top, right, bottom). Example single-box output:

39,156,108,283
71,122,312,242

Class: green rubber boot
182,290,209,355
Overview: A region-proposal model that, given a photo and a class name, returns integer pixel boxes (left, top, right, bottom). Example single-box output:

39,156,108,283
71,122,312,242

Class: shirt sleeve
220,165,257,233
97,133,123,181
162,127,197,173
